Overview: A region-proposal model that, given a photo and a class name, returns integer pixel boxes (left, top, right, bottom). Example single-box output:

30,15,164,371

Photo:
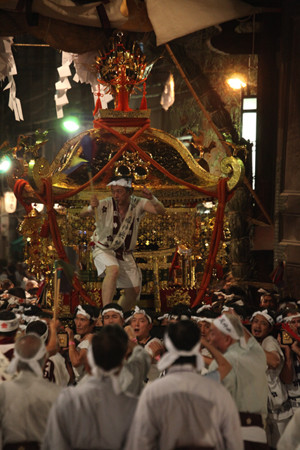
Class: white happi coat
0,371,61,447
262,335,292,419
119,345,151,395
277,407,300,450
124,364,243,450
209,336,269,418
43,352,70,387
91,196,147,254
42,375,138,450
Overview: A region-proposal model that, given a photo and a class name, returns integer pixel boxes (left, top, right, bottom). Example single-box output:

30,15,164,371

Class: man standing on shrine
81,176,165,311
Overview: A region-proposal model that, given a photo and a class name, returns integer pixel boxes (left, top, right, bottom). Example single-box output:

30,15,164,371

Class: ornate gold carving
220,156,245,191
98,109,150,119
18,209,44,235
166,289,192,308
114,150,151,181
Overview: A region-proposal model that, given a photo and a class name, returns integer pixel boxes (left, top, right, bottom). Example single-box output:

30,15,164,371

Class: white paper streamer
0,37,23,121
55,51,113,118
55,52,73,118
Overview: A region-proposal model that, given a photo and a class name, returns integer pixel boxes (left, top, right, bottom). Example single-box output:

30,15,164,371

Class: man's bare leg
101,265,119,306
118,286,140,312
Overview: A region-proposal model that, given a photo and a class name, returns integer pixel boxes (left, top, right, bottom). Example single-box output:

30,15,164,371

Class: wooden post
53,268,61,321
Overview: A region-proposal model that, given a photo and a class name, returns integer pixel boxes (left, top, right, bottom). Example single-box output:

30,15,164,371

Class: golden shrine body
13,37,244,313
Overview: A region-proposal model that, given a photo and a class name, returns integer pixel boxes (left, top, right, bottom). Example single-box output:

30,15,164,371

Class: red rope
91,118,219,198
14,119,233,308
13,179,33,214
281,323,300,343
15,177,96,306
55,120,151,201
191,178,228,308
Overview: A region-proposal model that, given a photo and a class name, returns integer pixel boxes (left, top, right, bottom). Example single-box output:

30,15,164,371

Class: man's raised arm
141,187,166,215
80,195,99,217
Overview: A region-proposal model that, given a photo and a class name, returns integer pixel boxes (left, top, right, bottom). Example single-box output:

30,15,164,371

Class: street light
61,116,80,133
0,156,12,174
226,74,247,90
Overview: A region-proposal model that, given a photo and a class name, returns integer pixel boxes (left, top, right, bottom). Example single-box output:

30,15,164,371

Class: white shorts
93,248,142,289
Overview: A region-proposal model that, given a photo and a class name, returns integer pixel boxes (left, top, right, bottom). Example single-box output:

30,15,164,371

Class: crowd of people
0,265,300,449
0,171,299,449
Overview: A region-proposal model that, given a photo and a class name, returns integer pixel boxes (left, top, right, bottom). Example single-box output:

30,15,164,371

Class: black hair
167,320,200,366
26,320,48,338
227,285,247,299
169,303,192,320
167,320,200,351
8,287,26,299
92,325,128,371
23,305,43,317
74,305,99,324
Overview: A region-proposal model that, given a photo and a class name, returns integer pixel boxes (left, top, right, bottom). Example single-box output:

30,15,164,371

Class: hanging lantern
160,73,175,111
4,191,17,213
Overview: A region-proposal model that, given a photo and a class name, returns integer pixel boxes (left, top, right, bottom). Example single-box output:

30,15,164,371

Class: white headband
213,314,246,348
7,334,46,377
282,313,300,324
8,295,24,305
102,308,124,318
26,320,49,343
0,317,19,333
251,310,274,326
157,313,190,321
192,316,214,324
157,313,170,321
157,334,203,372
107,179,132,188
214,292,235,301
126,306,152,324
23,315,41,324
258,288,270,295
258,289,279,298
76,305,91,320
196,304,212,313
87,344,121,395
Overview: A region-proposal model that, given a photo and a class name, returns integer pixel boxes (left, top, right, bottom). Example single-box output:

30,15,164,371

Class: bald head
209,314,244,353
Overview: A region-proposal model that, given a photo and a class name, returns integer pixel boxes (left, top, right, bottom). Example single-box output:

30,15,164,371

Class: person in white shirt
208,312,269,449
125,320,243,450
43,325,138,450
0,333,61,449
80,176,165,310
66,304,97,383
277,407,300,450
251,309,293,448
